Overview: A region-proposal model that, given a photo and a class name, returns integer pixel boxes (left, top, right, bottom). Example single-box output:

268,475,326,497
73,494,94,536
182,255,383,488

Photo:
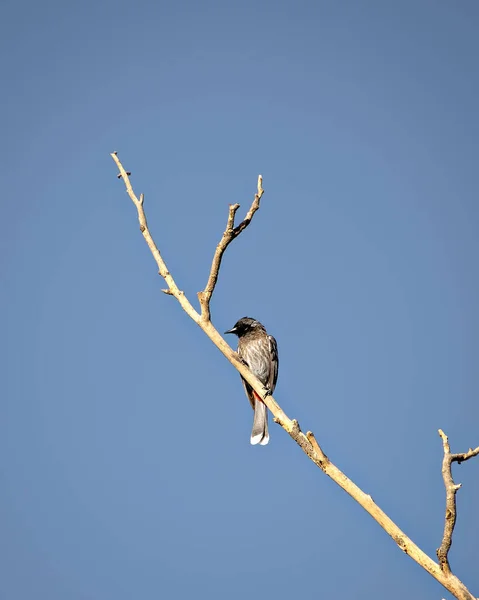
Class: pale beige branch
110,152,200,325
437,429,479,576
111,153,477,600
198,175,264,321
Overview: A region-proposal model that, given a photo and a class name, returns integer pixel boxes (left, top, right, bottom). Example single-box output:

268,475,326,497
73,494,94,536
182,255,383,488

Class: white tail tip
250,433,270,446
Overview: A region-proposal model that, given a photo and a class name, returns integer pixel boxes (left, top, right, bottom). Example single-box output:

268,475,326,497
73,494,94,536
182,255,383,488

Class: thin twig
306,430,329,465
111,153,477,600
437,429,479,575
198,175,264,321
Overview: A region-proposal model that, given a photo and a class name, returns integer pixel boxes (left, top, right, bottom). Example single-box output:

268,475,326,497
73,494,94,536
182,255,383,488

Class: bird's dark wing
268,335,279,393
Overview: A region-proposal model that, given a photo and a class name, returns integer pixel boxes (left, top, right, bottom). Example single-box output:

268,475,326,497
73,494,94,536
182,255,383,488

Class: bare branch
233,175,263,236
451,446,479,465
198,175,264,321
112,153,477,600
110,153,201,325
437,429,479,575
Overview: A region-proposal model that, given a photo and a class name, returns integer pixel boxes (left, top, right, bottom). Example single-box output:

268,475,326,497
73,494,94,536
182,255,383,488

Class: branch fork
197,175,264,322
437,429,479,576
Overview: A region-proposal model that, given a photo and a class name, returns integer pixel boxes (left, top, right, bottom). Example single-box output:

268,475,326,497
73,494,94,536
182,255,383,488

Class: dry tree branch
111,152,478,600
110,152,201,325
198,175,264,321
437,429,479,575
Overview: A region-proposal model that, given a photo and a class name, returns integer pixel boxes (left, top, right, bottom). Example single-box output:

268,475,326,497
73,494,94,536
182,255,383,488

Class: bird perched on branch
225,317,279,445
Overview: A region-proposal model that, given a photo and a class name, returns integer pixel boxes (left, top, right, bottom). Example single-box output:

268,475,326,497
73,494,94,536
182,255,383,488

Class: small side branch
437,429,479,575
198,175,264,321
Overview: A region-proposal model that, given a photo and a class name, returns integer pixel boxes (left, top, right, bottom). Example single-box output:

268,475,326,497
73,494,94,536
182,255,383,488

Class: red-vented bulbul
225,317,279,445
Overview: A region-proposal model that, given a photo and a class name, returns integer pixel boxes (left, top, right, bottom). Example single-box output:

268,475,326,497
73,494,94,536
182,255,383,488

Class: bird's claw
263,387,272,398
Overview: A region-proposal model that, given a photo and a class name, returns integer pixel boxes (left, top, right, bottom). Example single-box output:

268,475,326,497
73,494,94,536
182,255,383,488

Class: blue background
2,1,478,599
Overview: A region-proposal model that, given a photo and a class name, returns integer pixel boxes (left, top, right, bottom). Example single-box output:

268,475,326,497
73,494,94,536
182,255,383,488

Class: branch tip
306,430,328,462
257,174,263,194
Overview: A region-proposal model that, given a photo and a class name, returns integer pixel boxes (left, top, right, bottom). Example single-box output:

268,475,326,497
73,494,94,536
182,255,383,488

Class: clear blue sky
1,1,478,599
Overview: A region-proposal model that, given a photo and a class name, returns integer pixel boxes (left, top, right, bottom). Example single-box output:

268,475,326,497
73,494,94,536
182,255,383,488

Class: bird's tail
250,392,269,446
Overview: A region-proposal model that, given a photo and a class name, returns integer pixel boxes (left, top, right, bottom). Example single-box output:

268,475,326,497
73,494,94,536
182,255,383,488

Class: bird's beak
224,327,237,335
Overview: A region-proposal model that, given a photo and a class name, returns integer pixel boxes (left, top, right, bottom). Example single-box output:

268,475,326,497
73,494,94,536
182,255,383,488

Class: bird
225,317,279,445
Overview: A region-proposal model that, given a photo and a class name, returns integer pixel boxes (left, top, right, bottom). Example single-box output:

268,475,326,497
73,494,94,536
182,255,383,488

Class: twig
306,430,329,465
111,153,477,600
437,429,479,575
198,175,264,321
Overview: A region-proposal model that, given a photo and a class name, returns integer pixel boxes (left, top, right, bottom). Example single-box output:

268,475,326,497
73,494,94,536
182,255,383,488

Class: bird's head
224,317,264,337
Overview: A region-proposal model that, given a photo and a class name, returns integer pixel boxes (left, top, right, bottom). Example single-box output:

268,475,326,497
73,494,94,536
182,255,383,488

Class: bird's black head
224,317,264,337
